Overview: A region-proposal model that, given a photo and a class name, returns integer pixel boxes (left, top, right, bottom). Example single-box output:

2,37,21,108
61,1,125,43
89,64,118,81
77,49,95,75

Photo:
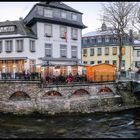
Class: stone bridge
0,81,122,115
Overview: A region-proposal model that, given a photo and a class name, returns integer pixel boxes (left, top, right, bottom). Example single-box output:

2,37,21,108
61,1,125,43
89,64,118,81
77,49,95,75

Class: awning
0,57,28,60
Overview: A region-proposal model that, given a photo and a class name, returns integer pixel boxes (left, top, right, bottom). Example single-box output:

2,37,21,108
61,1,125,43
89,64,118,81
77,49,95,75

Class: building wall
82,45,133,71
36,22,81,59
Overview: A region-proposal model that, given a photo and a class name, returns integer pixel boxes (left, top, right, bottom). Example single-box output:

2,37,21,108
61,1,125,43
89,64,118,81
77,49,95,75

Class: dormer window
72,13,77,21
97,37,102,43
44,8,53,17
61,10,67,19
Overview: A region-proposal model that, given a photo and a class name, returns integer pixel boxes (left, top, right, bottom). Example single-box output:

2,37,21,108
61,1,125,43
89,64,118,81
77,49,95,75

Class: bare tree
101,2,136,71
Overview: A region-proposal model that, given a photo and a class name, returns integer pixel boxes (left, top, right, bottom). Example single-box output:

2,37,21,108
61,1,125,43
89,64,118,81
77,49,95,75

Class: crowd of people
42,73,87,84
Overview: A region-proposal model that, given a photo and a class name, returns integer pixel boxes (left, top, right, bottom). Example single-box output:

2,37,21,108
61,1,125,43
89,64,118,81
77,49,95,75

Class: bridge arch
9,91,31,101
98,86,113,94
71,89,90,97
43,90,62,97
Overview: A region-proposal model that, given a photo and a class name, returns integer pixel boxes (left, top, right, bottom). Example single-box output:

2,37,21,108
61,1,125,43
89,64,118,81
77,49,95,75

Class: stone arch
9,91,31,101
43,90,62,97
98,86,113,94
72,89,90,96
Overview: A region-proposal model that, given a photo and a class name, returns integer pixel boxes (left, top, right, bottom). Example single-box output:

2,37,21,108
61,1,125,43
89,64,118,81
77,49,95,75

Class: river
0,108,140,138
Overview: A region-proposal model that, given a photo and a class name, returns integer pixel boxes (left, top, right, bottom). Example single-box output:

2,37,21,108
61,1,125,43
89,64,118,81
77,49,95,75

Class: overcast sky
0,2,105,35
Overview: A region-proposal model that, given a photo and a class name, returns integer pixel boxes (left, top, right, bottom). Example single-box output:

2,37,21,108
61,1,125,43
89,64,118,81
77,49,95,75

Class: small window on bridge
9,91,31,101
43,90,62,97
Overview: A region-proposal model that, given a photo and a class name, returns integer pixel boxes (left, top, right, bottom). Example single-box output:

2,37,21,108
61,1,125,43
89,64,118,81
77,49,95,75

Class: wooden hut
86,63,117,82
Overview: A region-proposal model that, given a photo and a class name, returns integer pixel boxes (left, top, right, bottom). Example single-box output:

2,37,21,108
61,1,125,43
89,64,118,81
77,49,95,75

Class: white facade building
0,2,86,78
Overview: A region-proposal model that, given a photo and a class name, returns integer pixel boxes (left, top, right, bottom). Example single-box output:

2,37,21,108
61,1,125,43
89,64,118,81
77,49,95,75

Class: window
0,41,2,52
112,47,117,55
45,43,52,57
105,36,109,42
60,26,67,38
30,40,35,52
97,37,102,43
137,51,140,57
90,48,94,56
44,24,52,37
121,60,125,67
105,60,109,64
113,60,117,66
72,13,77,21
97,61,102,64
90,61,94,64
71,28,78,40
71,46,77,58
44,9,53,17
61,10,67,19
29,59,36,73
83,49,87,57
38,6,43,15
16,40,23,52
60,44,67,58
135,61,140,68
83,61,87,64
105,47,109,55
5,40,12,52
97,48,102,56
121,47,125,55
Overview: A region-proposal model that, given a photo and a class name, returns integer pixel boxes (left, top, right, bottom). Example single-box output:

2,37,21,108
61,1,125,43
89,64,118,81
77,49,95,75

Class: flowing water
0,108,140,138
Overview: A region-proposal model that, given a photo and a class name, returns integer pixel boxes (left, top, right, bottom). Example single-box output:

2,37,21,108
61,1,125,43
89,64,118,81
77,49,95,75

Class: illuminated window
121,47,125,55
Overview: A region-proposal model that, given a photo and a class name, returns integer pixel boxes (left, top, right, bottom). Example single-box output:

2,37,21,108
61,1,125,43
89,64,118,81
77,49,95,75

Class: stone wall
0,81,137,115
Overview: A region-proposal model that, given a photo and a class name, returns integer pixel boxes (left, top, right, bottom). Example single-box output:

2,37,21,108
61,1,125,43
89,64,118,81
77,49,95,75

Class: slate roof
134,40,140,45
0,20,37,39
82,30,116,37
38,2,83,14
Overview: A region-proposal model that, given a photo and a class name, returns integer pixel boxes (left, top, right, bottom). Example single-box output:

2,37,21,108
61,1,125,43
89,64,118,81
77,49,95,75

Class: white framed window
90,61,94,64
5,40,12,52
137,51,140,57
44,9,53,17
90,48,94,56
98,61,102,64
30,40,35,52
44,24,52,37
71,46,77,58
16,40,24,52
29,59,36,73
60,44,67,58
71,28,78,40
97,37,102,43
105,47,109,55
38,6,43,15
105,36,109,42
113,60,117,66
45,43,52,57
83,49,87,57
105,60,109,64
97,48,102,55
61,10,67,19
60,26,67,38
0,40,2,52
72,13,77,21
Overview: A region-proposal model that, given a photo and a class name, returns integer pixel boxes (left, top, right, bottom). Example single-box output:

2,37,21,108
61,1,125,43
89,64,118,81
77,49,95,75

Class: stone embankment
0,81,139,115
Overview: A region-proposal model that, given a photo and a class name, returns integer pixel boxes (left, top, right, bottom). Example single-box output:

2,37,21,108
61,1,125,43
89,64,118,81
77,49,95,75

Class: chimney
19,17,23,21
